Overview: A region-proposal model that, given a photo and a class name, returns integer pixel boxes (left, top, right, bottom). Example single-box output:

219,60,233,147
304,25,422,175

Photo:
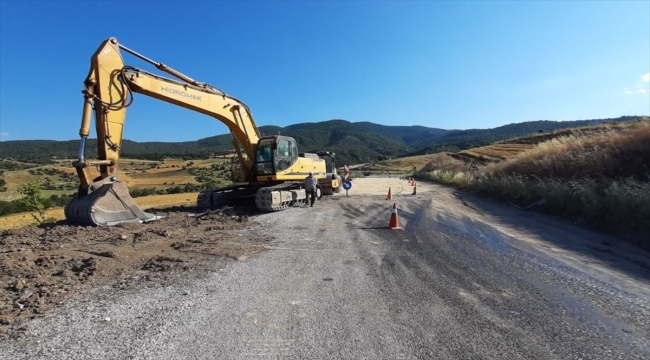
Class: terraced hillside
408,119,650,245
448,120,649,165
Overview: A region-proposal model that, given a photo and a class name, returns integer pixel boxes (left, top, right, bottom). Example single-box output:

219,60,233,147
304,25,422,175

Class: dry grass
458,144,535,162
484,120,650,179
420,153,467,173
376,154,450,171
0,208,65,230
2,172,35,200
126,170,191,180
136,192,198,209
416,120,650,244
454,120,648,164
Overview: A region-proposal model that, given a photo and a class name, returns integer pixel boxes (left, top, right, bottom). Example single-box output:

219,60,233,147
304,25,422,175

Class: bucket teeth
65,182,162,226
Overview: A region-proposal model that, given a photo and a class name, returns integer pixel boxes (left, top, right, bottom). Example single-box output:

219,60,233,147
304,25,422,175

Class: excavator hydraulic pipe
79,91,93,138
77,137,87,161
82,160,114,166
117,42,202,87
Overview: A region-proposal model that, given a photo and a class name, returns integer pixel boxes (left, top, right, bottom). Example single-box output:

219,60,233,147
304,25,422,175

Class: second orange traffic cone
386,187,392,200
387,203,403,230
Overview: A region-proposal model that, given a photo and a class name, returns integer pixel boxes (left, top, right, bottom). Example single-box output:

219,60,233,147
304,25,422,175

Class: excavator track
197,184,258,210
197,183,309,212
255,183,309,211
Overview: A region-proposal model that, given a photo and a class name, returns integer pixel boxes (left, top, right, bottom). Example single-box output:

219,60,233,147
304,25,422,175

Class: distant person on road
304,171,318,207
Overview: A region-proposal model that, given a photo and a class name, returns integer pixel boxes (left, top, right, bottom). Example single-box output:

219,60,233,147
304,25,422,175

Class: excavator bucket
64,182,162,226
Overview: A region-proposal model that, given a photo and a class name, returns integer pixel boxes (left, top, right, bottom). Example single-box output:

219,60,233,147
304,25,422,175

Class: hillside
406,119,650,245
1,116,646,167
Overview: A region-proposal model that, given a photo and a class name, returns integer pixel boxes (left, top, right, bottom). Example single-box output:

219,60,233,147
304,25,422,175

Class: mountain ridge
1,116,646,166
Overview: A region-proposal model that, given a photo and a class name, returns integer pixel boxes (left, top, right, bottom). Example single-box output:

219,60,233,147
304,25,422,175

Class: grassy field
0,156,232,228
0,157,232,201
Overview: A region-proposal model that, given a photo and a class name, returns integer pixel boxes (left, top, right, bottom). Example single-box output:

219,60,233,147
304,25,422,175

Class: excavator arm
74,37,261,188
66,37,328,226
66,37,263,226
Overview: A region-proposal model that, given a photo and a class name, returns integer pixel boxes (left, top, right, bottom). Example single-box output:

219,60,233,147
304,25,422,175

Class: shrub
17,181,56,224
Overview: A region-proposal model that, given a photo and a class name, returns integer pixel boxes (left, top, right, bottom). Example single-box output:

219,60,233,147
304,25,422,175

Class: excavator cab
254,136,299,177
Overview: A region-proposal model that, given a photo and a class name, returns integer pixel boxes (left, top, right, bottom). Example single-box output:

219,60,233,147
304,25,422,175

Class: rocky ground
0,206,272,339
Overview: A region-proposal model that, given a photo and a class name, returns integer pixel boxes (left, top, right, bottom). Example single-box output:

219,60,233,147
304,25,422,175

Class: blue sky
1,0,648,142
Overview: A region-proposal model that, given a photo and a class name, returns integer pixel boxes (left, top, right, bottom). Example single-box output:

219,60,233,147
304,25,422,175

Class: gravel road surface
2,178,649,359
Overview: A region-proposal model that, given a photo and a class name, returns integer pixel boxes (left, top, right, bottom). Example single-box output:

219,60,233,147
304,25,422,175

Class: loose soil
0,177,416,340
0,206,272,339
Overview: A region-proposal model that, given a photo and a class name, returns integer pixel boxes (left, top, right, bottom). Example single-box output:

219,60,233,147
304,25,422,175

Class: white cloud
0,132,9,141
623,73,650,95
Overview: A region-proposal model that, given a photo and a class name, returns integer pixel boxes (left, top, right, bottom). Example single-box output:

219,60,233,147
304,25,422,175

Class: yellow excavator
64,37,332,226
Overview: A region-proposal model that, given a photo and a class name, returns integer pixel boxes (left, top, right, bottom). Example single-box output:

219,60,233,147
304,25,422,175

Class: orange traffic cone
386,187,392,200
412,183,417,195
387,203,403,230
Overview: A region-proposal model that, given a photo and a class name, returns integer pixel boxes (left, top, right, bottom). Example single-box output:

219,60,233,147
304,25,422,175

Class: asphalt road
2,179,649,359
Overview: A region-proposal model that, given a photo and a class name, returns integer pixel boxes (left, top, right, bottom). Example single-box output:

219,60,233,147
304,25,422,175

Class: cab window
255,142,274,175
276,139,291,171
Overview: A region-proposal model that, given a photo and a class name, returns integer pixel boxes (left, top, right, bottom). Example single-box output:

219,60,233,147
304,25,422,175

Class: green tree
17,181,54,224
0,169,5,192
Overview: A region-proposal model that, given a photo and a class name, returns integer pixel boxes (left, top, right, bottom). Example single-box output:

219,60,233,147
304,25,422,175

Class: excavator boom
65,37,327,226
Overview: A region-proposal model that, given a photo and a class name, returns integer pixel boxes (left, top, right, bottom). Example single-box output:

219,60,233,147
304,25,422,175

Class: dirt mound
0,208,272,339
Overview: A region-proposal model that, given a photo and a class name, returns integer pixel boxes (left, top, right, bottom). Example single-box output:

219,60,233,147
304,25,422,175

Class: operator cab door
275,137,298,172
254,136,298,176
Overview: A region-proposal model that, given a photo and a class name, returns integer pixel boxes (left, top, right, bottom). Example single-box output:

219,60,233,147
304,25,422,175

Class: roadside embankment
413,121,650,249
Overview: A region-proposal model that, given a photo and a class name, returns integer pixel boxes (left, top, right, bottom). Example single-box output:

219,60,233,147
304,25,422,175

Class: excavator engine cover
65,181,162,226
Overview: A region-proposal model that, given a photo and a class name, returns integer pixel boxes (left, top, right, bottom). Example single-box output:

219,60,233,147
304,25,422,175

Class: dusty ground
1,177,648,359
0,206,272,339
0,177,413,340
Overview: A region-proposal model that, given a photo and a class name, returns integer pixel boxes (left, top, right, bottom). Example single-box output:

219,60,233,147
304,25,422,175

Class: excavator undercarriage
197,182,323,212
